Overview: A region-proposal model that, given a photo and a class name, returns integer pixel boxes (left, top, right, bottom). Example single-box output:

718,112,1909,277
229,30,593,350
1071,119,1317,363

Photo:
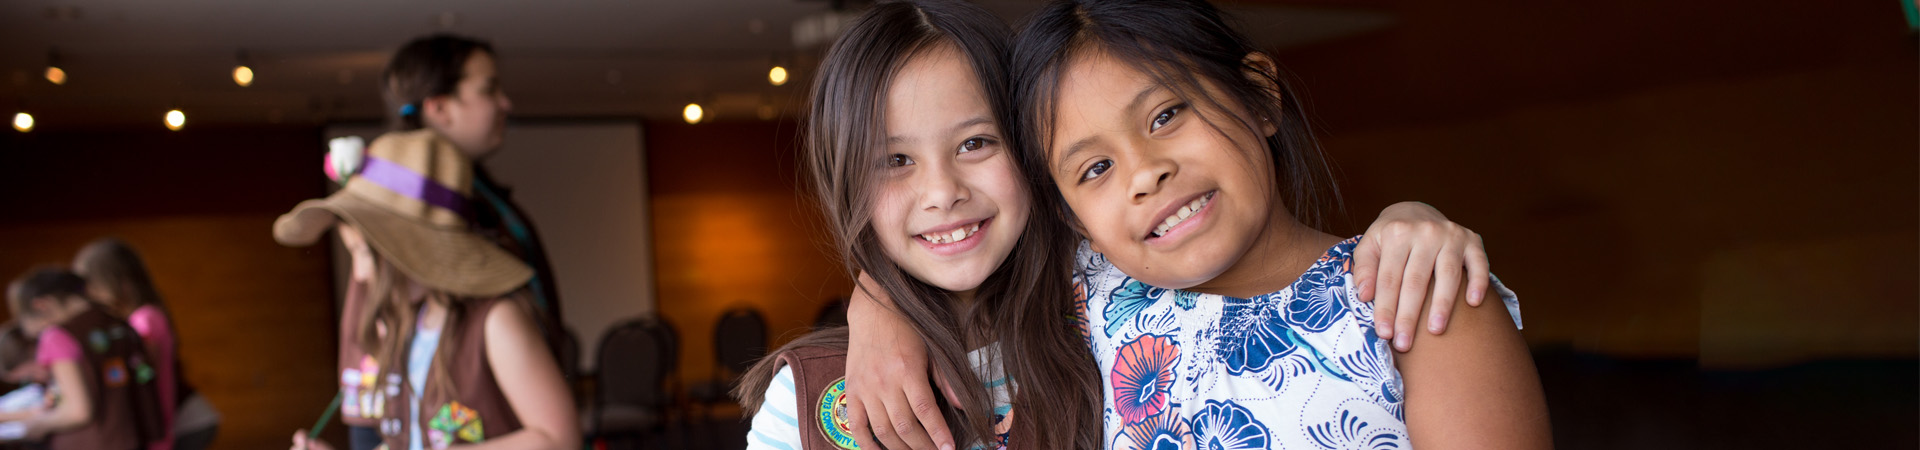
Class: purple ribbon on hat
359,156,471,218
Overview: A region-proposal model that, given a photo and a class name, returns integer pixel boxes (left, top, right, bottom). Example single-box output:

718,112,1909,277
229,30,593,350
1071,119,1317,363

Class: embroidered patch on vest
102,357,128,387
87,330,109,354
816,377,858,449
428,401,484,448
130,355,154,384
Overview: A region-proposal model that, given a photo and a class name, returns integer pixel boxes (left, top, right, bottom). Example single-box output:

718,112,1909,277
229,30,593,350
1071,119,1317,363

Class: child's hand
290,430,335,450
844,272,955,450
1353,201,1491,352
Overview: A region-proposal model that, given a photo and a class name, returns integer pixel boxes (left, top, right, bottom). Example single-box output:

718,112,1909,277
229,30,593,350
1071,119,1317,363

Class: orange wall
645,120,854,385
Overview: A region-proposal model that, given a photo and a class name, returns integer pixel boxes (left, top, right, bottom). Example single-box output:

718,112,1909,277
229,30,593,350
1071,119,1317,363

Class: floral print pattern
1112,334,1180,425
1077,236,1523,450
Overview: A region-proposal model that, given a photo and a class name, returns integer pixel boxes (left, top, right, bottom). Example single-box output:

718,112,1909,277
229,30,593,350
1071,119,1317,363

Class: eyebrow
887,116,995,145
1055,84,1161,167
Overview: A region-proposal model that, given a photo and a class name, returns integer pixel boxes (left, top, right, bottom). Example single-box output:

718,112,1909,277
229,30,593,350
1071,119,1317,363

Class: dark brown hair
383,34,495,131
350,242,483,402
1011,0,1342,230
737,1,1101,448
8,266,91,320
74,238,170,320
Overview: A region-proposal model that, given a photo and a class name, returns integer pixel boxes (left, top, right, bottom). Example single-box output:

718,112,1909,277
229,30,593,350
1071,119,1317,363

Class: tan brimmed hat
274,129,531,298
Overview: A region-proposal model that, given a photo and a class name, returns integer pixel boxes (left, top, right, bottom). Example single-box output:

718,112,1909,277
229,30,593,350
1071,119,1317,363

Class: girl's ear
421,95,453,128
1241,52,1282,137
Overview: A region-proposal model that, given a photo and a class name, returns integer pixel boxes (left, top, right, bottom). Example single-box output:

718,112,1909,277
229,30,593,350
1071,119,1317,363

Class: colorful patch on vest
816,377,858,449
130,355,154,384
427,401,484,449
87,330,109,354
102,357,128,387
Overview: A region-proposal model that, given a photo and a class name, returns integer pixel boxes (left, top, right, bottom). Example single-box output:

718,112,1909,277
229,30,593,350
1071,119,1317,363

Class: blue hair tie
399,103,419,117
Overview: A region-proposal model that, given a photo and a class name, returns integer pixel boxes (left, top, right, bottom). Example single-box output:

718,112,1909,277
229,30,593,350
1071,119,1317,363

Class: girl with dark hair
4,267,167,450
379,33,567,379
753,1,1503,449
1006,0,1548,447
74,238,222,450
279,131,578,450
737,2,1098,449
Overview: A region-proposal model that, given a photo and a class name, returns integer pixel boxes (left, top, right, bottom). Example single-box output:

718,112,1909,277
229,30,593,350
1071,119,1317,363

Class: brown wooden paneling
645,120,854,387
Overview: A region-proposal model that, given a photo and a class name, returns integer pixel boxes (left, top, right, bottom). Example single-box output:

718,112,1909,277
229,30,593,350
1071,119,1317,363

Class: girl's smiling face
1044,48,1279,290
869,43,1030,295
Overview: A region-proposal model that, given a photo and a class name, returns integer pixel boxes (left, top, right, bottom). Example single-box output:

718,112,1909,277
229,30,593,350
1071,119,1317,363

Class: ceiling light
165,109,185,131
233,65,254,87
12,112,32,132
768,66,788,86
683,103,704,124
44,50,65,85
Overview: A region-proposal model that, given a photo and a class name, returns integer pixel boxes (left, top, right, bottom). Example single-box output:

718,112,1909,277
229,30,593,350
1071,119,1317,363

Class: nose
1128,154,1177,202
918,160,970,212
497,92,513,113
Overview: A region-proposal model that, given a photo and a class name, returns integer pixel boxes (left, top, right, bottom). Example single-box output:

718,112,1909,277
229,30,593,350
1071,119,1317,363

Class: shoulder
745,365,805,450
480,297,536,333
127,306,170,335
35,327,81,362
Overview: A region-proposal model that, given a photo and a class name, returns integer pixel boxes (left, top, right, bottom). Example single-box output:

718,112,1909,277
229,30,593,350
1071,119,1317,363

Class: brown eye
888,154,914,167
1080,159,1112,182
1151,105,1183,131
959,137,987,153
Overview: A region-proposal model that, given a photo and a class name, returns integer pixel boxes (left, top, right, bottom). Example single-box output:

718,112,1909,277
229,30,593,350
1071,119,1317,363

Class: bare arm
1397,282,1552,449
844,272,952,450
462,302,580,450
24,361,90,439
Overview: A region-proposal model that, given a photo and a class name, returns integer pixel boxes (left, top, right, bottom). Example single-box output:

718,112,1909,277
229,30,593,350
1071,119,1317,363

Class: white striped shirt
746,344,1013,450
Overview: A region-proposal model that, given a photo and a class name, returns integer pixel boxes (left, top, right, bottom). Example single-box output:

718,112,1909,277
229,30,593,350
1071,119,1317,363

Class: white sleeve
746,365,805,450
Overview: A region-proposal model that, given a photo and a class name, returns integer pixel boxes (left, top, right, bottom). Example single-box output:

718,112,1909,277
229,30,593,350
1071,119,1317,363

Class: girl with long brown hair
277,131,577,450
743,1,1498,449
73,238,221,450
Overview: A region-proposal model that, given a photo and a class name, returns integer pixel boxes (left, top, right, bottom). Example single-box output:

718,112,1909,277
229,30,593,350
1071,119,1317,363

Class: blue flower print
1216,293,1353,380
1283,266,1348,333
1104,278,1170,338
1306,409,1401,450
1188,400,1268,450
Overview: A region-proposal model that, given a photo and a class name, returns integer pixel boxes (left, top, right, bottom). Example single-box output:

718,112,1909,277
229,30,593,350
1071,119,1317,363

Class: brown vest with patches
775,345,857,450
374,298,524,450
49,306,166,450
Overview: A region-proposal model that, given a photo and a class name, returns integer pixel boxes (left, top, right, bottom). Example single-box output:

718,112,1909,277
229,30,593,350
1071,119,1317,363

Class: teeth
920,221,983,244
1151,194,1212,238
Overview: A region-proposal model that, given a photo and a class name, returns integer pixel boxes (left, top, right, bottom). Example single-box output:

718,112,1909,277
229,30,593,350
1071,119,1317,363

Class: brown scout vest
773,343,1014,450
774,345,861,450
48,305,166,450
359,298,525,450
337,279,381,429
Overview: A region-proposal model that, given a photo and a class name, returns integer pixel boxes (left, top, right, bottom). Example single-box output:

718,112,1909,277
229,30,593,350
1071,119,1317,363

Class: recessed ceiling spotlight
233,50,254,87
769,66,789,86
12,112,33,132
44,50,65,85
683,103,704,124
165,109,185,131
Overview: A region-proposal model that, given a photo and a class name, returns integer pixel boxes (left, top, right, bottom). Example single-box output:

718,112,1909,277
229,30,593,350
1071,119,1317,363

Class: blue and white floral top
1074,236,1521,450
